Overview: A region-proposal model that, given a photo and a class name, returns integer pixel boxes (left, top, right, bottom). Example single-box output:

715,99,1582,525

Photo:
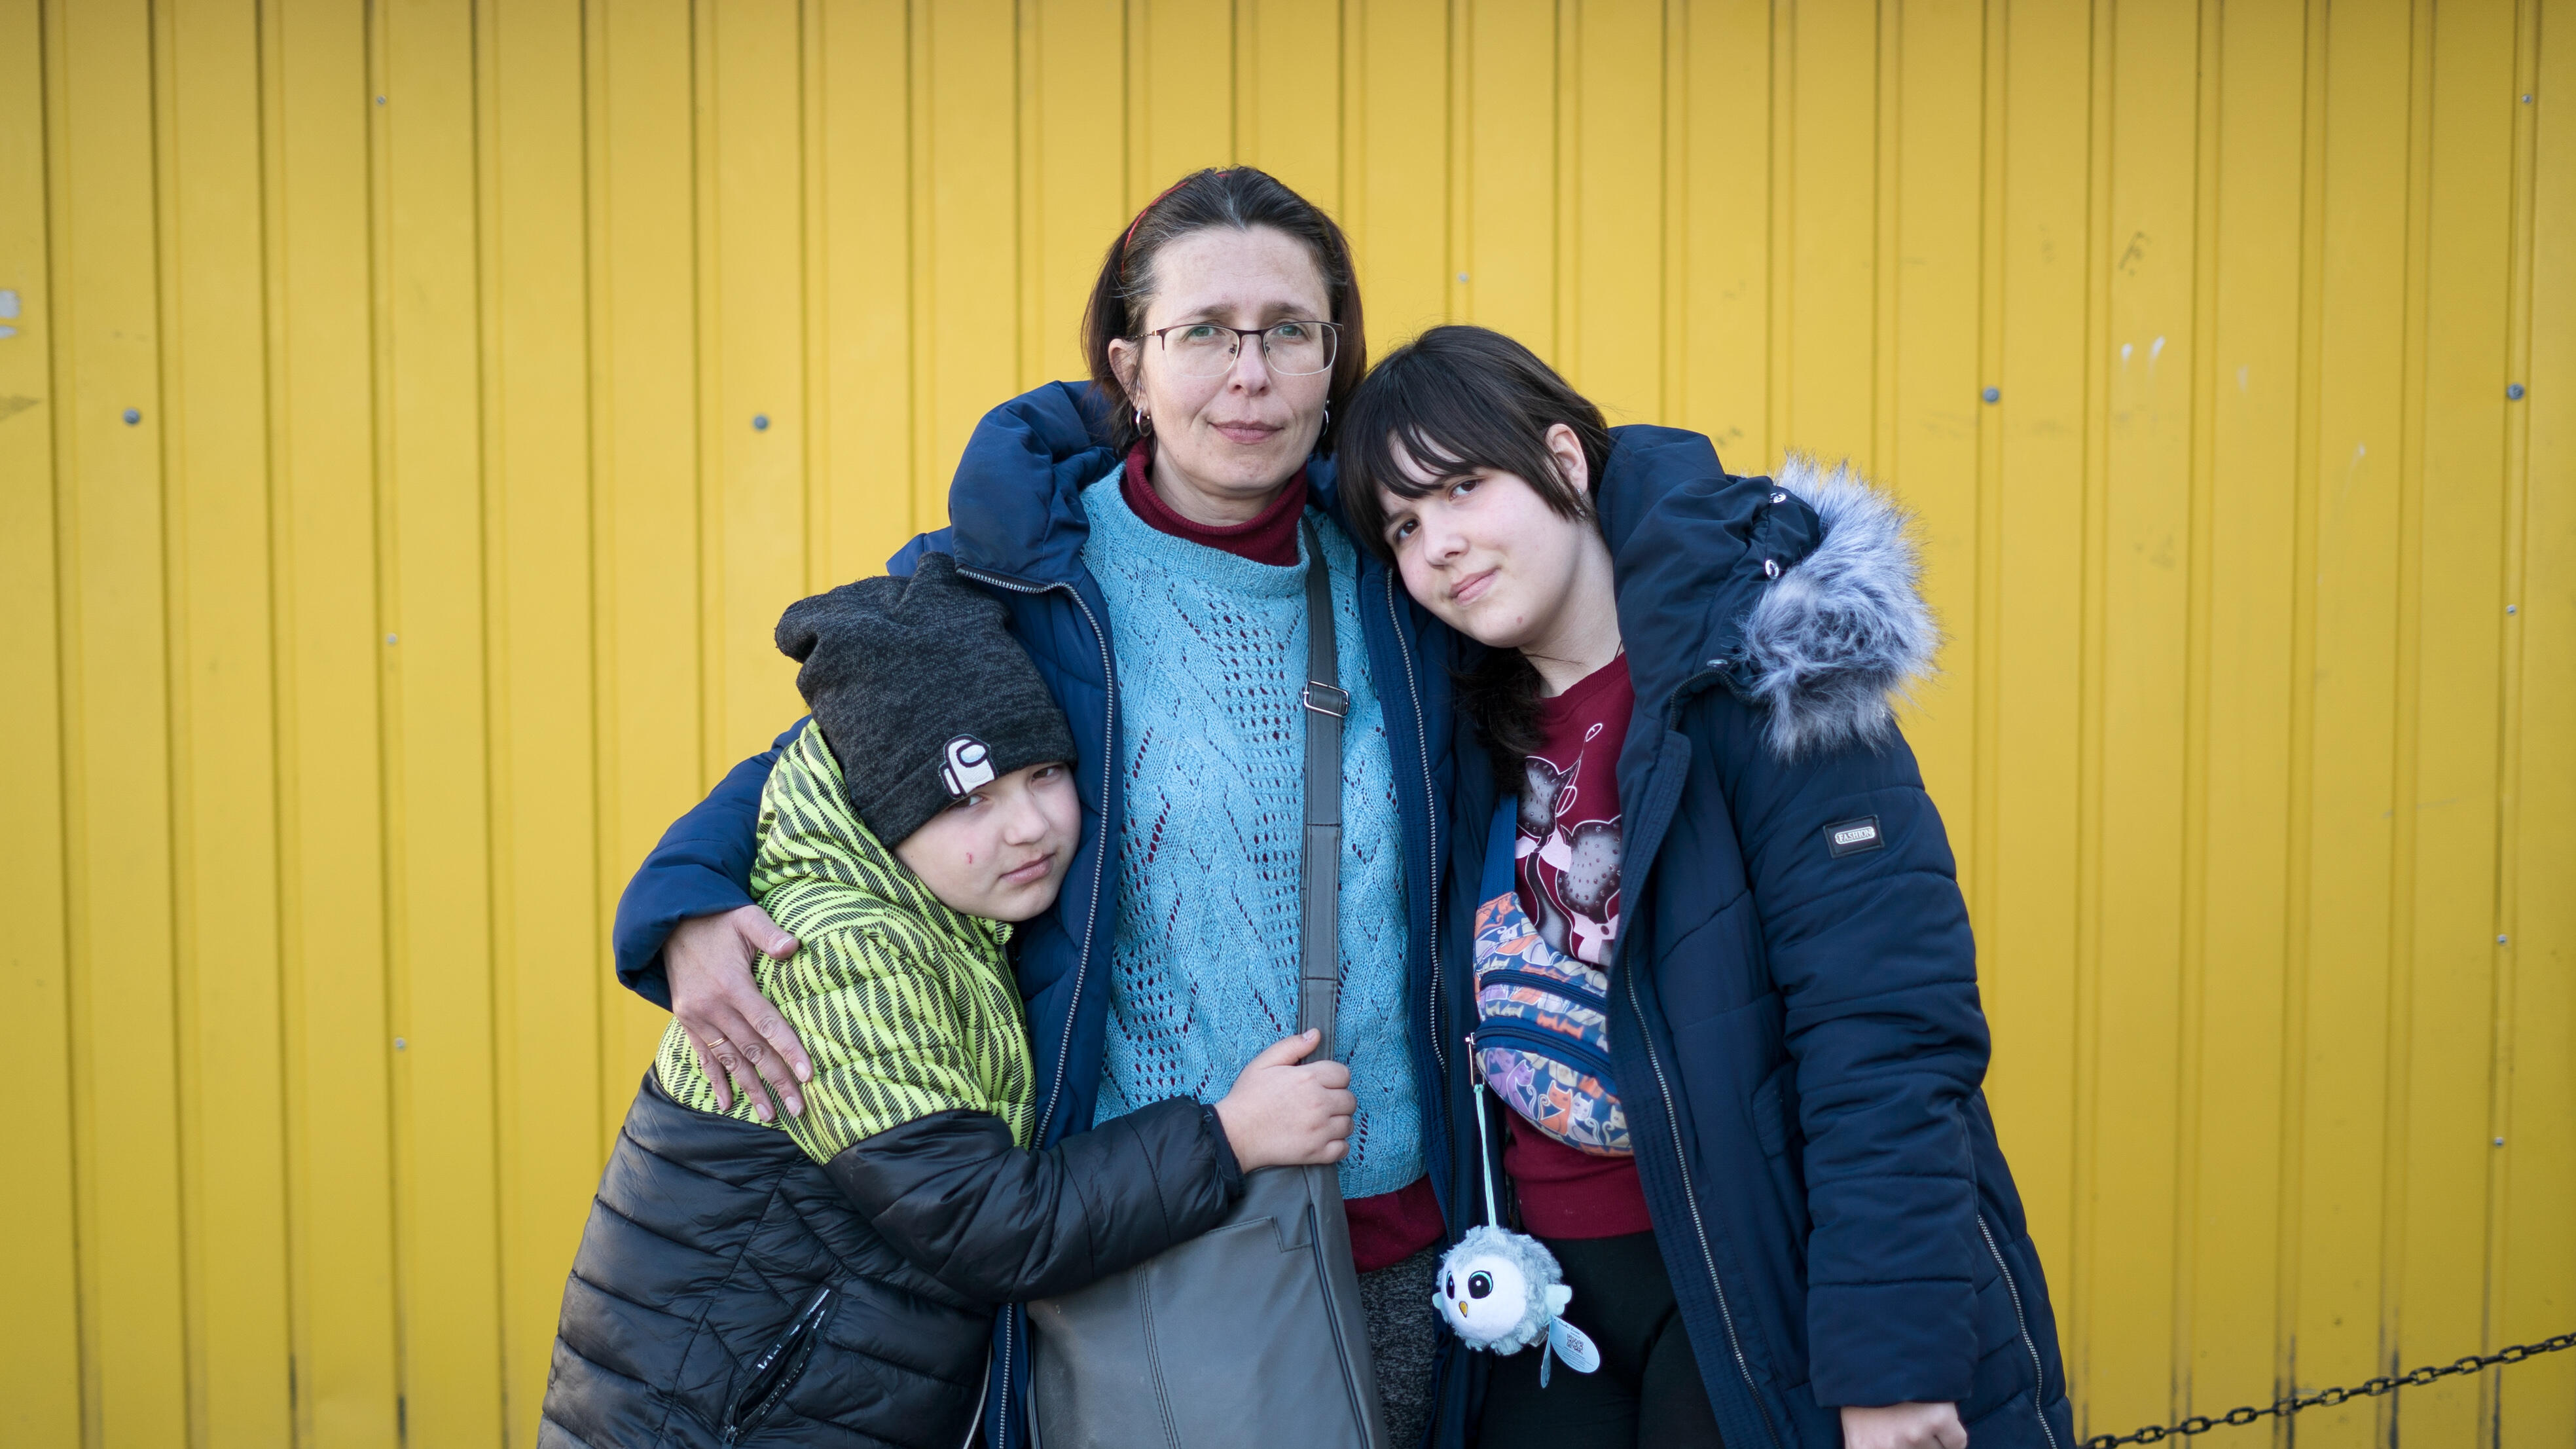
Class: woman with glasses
606,168,1466,1448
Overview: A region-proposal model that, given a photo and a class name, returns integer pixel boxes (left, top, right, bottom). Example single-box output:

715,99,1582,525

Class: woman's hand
1211,1030,1356,1170
667,905,812,1122
1841,1403,1967,1449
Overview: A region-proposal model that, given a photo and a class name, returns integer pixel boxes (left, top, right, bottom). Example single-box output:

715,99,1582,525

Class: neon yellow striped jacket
655,724,1036,1160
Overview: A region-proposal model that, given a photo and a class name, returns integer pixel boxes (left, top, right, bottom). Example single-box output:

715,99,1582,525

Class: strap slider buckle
1301,682,1351,718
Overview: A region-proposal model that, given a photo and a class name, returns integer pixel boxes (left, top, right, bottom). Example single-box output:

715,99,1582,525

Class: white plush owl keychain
1432,1065,1603,1387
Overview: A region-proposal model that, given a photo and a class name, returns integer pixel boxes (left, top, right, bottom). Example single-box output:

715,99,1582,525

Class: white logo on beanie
939,735,996,797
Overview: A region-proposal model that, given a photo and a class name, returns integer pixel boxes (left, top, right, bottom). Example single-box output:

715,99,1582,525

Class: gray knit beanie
775,554,1077,847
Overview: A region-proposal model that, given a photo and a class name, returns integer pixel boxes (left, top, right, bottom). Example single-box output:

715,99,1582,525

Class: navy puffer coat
1436,427,2074,1449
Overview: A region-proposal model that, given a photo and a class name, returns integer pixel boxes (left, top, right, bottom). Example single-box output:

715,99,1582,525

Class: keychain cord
1472,1074,1502,1230
1465,1033,1501,1228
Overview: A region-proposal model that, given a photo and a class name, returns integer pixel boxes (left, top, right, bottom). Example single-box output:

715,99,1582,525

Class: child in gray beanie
541,555,1354,1449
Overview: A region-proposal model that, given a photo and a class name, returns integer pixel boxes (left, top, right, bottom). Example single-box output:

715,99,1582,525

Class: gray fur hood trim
1736,454,1940,760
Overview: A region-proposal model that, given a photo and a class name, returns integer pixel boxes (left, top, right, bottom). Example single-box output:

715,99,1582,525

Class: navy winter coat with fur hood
1436,426,2074,1449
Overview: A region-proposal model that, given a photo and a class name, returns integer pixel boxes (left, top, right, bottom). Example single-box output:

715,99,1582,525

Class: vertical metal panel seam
909,0,934,525
1871,0,1898,475
2480,0,2546,1434
580,0,619,1179
1127,0,1147,213
1447,0,1468,333
1014,0,1038,399
2171,0,2223,1415
688,0,718,787
1764,0,1790,463
2379,0,2443,1417
1555,0,1577,380
2063,0,2115,1421
1334,0,1349,241
32,2,98,1440
803,0,827,587
1968,0,2008,1020
2273,0,2335,1409
249,2,314,1437
466,0,515,1426
140,0,209,1438
1658,0,1682,423
359,0,416,1427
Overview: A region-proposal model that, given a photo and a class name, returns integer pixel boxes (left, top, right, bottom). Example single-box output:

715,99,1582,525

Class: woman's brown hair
1083,167,1368,455
1334,325,1614,792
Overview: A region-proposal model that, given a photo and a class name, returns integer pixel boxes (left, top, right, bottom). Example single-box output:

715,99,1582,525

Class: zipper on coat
956,566,1116,1147
722,1285,836,1444
1978,1213,2064,1449
1386,574,1446,1080
1624,954,1786,1449
956,565,1112,1449
1615,689,1784,1449
962,1351,993,1449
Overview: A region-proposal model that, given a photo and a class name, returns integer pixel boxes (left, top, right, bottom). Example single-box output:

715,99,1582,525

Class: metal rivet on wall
1457,272,1470,284
2507,383,2526,400
2508,604,2518,614
122,407,141,425
2499,934,2510,944
386,634,399,645
1982,386,2001,404
753,414,771,431
2495,1137,2506,1146
395,1037,407,1050
376,96,388,105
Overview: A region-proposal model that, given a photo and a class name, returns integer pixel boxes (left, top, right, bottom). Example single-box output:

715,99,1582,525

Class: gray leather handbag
1026,523,1392,1449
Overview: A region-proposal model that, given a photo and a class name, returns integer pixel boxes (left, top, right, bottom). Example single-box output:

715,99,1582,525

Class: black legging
1472,1230,1726,1448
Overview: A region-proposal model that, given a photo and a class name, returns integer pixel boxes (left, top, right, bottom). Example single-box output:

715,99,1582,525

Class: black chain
2078,1331,2576,1447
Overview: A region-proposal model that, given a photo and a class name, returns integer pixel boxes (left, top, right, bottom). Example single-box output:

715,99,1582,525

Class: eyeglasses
1140,320,1341,378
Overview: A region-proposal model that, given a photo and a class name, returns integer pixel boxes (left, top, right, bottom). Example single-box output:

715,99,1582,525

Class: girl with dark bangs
1342,326,2073,1449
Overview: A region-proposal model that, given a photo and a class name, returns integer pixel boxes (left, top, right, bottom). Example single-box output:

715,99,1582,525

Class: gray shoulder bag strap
1026,521,1391,1449
1298,519,1349,1061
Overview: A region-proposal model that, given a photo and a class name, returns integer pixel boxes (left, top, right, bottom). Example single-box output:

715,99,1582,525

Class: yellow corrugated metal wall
3,0,2569,1444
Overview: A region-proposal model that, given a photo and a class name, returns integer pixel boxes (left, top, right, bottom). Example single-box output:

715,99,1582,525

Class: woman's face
1108,225,1333,519
1376,424,1597,652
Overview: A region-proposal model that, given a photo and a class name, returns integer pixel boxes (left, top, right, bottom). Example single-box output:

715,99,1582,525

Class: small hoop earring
1134,405,1152,436
1321,403,1331,433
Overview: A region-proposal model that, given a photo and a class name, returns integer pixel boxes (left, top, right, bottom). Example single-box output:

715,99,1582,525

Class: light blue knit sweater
1083,473,1422,1200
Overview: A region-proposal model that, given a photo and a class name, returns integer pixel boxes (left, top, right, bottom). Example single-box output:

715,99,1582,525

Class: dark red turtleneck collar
1119,442,1307,566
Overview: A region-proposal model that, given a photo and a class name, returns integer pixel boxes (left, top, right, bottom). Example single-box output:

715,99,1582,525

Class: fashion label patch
1824,816,1883,857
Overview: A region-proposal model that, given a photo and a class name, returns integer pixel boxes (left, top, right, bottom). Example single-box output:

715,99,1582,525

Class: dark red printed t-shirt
1502,653,1655,1239
1117,441,1442,1274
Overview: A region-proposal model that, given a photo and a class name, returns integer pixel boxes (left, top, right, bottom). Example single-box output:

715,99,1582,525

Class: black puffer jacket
537,1074,1243,1449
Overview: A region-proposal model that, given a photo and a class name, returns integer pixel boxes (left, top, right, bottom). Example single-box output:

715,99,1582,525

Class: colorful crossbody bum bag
1470,801,1631,1156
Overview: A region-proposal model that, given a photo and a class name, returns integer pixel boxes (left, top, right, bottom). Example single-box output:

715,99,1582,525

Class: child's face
1375,423,1599,653
893,761,1081,923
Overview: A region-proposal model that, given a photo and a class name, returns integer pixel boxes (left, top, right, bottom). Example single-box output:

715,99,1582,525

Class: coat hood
1595,428,1938,760
943,381,1123,585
